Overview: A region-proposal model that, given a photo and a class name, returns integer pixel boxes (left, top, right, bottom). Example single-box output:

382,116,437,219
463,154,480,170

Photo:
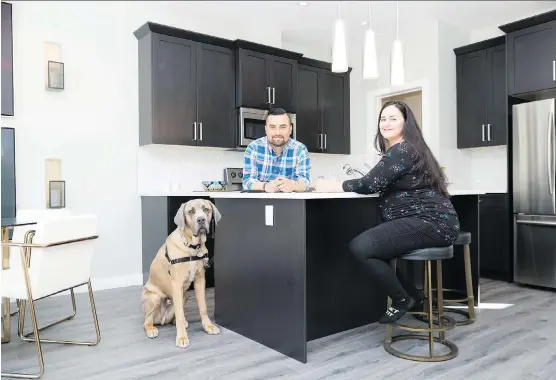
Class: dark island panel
305,198,384,341
213,198,308,363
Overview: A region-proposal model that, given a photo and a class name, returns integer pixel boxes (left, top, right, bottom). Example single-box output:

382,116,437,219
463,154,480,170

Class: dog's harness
165,236,210,274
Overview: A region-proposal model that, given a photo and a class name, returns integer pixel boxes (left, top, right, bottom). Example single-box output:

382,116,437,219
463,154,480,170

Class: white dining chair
2,209,75,338
1,214,101,379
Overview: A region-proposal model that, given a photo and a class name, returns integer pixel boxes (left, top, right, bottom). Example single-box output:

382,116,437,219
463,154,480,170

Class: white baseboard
51,273,144,297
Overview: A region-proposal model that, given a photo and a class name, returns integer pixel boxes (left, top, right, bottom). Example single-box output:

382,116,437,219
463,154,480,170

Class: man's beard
270,137,286,147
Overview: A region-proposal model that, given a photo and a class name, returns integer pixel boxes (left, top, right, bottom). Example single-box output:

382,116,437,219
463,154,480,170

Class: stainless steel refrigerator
512,98,556,288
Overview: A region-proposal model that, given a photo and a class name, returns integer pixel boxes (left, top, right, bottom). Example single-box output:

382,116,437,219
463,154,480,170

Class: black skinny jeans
349,216,452,303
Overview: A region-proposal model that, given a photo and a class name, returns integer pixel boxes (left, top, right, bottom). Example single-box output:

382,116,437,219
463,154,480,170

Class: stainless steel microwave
238,107,296,148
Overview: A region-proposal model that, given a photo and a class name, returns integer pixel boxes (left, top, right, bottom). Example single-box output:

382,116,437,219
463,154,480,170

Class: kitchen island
209,190,483,363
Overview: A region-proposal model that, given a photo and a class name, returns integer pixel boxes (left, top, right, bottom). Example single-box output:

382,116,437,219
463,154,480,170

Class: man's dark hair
265,107,291,125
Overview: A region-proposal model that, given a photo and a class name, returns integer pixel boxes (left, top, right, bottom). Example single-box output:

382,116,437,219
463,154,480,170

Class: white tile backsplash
137,145,380,195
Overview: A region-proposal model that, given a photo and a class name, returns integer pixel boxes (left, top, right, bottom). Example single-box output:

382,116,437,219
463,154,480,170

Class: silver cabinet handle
324,133,327,149
481,124,485,142
487,124,491,141
193,122,197,141
266,87,271,104
317,133,321,149
272,87,276,104
553,60,555,81
199,122,203,141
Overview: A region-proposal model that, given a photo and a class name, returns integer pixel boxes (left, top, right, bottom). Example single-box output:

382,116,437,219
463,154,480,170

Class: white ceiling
282,1,556,41
183,1,556,43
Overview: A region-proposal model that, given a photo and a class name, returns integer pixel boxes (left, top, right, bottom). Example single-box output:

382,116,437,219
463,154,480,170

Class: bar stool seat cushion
454,231,472,245
400,246,454,261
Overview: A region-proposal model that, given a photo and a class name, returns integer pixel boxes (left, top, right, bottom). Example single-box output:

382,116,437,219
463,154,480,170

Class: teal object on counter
201,181,228,191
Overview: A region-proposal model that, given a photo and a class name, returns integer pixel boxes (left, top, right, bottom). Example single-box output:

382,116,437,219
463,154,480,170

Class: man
242,107,311,193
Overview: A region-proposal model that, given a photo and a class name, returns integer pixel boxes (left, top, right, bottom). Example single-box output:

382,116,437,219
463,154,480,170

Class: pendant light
331,3,348,73
363,1,378,79
390,1,405,85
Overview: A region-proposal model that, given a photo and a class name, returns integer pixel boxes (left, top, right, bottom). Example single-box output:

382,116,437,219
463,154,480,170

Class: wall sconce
44,42,64,91
48,180,66,209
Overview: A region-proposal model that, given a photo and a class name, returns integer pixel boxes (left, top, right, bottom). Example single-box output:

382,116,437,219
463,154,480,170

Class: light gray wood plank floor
2,278,556,380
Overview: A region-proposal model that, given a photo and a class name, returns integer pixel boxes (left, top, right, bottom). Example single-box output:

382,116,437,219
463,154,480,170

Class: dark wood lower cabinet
479,193,511,281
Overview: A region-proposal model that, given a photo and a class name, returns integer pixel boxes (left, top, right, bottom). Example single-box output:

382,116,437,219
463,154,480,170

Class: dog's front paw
203,322,220,335
145,325,159,339
176,334,190,348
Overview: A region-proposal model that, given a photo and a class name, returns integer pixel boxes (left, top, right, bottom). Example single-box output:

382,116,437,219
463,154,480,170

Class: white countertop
209,192,379,199
139,189,487,199
207,189,485,199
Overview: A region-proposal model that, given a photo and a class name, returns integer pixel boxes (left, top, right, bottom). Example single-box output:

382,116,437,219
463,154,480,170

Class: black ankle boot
379,296,416,324
410,289,425,311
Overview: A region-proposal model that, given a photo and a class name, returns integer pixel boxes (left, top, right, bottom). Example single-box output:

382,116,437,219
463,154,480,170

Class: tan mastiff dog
141,199,222,348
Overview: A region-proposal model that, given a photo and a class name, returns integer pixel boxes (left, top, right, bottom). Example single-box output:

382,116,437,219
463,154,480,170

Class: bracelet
263,183,267,191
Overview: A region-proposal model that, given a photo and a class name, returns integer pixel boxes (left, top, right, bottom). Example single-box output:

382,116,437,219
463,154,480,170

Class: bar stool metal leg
383,259,459,362
461,242,476,323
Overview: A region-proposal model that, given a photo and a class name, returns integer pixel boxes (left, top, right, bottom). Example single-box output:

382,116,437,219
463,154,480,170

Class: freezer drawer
514,215,556,288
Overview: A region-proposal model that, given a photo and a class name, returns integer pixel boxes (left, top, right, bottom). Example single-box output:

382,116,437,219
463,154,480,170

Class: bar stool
416,232,476,326
383,246,459,362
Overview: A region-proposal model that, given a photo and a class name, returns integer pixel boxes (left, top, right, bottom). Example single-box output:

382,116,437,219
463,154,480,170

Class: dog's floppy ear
173,202,187,230
209,201,222,225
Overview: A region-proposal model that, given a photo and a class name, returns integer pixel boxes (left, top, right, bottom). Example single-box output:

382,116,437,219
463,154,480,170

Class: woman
314,100,460,324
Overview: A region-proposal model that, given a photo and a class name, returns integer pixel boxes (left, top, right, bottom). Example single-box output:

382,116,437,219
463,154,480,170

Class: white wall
364,17,440,168
2,1,517,290
362,17,510,192
437,21,474,190
3,1,378,289
1,1,284,289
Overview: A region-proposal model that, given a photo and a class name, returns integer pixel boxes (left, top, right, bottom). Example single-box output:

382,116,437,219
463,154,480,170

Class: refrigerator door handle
549,112,554,197
516,219,556,227
548,112,556,214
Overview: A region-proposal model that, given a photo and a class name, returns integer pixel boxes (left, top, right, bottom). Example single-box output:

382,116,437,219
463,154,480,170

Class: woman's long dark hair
374,100,450,196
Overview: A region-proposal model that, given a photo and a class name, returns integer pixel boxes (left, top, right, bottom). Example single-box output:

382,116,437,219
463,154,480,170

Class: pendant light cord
368,1,372,29
396,1,399,39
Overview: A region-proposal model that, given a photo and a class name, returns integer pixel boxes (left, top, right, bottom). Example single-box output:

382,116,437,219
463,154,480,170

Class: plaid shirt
242,137,311,190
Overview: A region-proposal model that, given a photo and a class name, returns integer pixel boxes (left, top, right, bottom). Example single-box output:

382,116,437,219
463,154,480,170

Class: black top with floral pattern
342,142,460,241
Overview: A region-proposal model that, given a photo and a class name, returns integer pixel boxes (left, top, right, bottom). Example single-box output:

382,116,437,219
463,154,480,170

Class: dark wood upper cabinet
134,23,351,151
135,24,236,148
235,41,302,113
1,1,14,117
297,59,351,154
500,11,556,97
454,37,506,149
197,43,236,148
297,65,321,152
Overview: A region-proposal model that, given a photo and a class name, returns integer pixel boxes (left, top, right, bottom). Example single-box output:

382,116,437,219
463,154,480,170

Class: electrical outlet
265,205,274,226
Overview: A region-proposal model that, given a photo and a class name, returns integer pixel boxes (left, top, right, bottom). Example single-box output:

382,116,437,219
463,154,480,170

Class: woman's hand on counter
313,178,345,193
